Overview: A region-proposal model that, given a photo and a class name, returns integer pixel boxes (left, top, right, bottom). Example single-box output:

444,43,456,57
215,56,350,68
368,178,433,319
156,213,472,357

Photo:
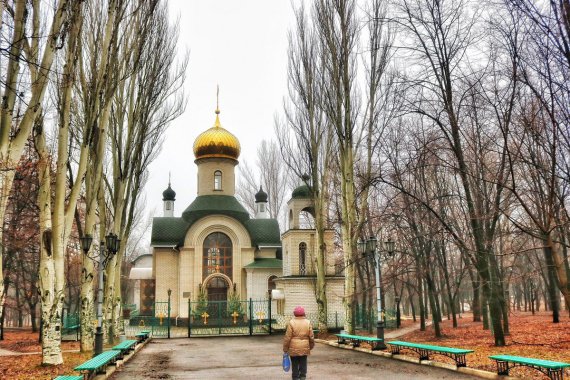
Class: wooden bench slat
335,333,383,342
388,341,473,354
74,350,120,371
489,355,570,369
112,340,137,350
54,376,83,380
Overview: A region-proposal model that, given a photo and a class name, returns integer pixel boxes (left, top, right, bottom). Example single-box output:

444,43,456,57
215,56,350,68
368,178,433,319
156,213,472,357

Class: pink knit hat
293,306,305,316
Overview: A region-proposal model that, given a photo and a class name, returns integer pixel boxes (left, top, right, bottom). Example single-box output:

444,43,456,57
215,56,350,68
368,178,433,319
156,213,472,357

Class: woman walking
283,306,315,380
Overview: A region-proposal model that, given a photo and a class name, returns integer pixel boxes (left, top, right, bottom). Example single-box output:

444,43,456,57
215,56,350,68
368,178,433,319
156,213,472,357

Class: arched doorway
206,276,229,302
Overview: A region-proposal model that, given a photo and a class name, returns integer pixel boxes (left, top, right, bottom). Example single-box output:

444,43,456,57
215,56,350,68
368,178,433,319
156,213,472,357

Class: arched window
268,275,277,294
203,232,232,280
299,242,307,275
214,170,222,190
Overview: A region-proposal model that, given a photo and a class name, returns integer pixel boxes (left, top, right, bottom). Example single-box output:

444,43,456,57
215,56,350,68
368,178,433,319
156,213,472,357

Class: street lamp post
358,236,395,350
167,289,172,339
80,232,119,356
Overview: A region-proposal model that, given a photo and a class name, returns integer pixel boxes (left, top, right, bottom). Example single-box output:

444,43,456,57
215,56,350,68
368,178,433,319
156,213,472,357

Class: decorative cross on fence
201,312,209,325
158,312,165,325
231,311,240,324
256,311,265,323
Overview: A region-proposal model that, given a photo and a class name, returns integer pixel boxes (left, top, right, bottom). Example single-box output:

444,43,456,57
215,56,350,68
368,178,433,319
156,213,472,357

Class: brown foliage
0,330,86,380
396,312,570,379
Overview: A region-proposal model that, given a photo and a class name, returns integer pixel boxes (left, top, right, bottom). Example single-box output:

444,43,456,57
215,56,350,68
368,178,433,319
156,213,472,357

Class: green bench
387,341,473,367
112,339,138,359
53,376,83,380
335,333,384,350
135,330,150,343
489,354,570,380
74,350,120,379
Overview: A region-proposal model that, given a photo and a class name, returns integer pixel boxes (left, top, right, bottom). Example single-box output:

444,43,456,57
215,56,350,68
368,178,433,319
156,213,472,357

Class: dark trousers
291,355,307,379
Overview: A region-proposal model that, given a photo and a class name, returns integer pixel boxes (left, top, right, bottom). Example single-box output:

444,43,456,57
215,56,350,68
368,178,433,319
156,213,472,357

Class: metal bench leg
372,341,386,351
547,369,563,380
496,360,509,376
455,354,467,367
419,349,429,361
390,346,400,355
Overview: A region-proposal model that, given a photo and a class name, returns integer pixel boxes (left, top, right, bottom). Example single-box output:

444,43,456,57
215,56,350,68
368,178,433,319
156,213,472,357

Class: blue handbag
282,353,291,372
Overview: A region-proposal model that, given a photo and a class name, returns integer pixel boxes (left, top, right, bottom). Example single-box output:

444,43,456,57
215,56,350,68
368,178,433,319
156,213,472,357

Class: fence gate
124,299,171,338
188,298,271,336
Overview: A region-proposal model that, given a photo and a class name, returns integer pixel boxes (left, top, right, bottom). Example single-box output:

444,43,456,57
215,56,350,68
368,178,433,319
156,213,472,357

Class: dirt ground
109,334,479,380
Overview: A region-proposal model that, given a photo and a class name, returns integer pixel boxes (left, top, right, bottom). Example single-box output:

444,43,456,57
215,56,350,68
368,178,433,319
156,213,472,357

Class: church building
143,105,345,327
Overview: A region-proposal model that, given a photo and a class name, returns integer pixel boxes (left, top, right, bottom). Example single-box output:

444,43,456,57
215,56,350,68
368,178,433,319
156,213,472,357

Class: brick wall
154,248,179,314
195,158,237,196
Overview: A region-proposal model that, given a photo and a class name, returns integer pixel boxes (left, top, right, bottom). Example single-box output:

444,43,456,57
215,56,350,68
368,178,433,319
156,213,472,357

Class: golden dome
193,110,241,161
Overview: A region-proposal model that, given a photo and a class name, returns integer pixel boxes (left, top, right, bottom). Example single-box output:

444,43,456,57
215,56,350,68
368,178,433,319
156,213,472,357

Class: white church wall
154,249,179,316
274,277,345,328
178,247,195,318
256,248,278,259
133,254,153,268
246,269,282,300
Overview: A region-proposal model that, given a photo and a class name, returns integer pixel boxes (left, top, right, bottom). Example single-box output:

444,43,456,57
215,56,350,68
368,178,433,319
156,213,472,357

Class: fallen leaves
392,311,570,379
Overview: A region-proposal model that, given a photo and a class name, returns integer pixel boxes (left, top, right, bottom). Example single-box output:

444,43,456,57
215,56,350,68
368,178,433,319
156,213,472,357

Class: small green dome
292,184,311,199
255,186,268,203
162,184,176,201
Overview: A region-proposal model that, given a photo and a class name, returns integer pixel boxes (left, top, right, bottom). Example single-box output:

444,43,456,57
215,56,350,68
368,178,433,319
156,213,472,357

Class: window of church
299,242,307,275
203,232,232,279
277,299,284,315
268,275,277,294
165,202,171,210
259,203,265,213
214,170,222,190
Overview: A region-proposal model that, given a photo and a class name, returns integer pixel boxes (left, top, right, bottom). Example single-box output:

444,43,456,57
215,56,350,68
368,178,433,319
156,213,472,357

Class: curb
315,339,517,380
92,337,151,380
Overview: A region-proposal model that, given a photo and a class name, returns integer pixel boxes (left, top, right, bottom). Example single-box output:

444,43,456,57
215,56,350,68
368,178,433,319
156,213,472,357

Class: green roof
245,219,281,246
150,217,188,246
181,195,250,225
243,258,283,269
151,195,281,248
292,184,311,199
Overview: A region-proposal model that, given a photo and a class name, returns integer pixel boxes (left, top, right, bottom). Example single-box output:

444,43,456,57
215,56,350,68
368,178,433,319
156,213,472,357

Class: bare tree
0,0,74,336
276,1,335,331
236,139,290,228
105,0,187,341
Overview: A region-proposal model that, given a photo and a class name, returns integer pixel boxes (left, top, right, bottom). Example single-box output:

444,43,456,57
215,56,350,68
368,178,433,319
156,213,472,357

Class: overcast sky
141,1,295,243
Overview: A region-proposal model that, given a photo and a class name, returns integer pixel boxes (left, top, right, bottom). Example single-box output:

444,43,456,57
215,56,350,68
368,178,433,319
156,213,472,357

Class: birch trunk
78,0,121,349
0,0,69,325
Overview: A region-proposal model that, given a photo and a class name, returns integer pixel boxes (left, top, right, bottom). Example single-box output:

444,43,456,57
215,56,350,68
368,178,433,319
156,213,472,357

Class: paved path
110,334,478,380
385,321,432,339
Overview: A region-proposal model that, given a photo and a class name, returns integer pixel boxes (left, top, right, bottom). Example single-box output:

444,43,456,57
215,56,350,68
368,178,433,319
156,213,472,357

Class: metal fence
187,299,271,336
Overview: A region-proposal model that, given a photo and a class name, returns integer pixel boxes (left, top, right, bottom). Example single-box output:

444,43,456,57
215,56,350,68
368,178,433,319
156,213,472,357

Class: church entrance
206,276,228,302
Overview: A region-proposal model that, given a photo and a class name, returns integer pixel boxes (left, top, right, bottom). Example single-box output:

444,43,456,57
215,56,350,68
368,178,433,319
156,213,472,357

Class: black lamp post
167,289,172,339
395,295,401,328
81,232,119,356
358,236,395,350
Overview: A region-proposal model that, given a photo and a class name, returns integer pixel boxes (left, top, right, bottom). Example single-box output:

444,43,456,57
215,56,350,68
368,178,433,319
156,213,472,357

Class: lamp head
80,234,93,253
357,239,366,256
384,238,395,255
168,288,172,297
367,236,378,253
105,233,119,254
